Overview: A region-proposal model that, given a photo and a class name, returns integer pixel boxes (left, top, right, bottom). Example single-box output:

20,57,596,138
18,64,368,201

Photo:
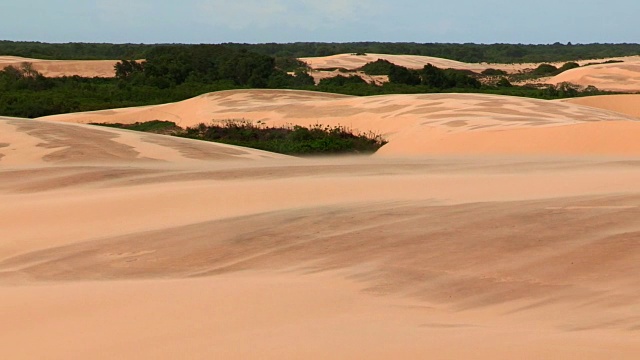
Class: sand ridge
549,61,640,92
0,117,287,166
0,56,123,78
562,94,640,118
301,53,640,74
39,89,640,156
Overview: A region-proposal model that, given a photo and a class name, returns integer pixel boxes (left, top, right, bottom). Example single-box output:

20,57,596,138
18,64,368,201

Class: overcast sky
2,0,638,44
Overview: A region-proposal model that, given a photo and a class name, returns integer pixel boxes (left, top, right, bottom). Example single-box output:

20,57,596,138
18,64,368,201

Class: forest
0,42,628,118
2,40,640,63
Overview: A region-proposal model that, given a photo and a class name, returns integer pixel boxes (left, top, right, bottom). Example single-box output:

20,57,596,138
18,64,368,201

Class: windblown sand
3,90,640,359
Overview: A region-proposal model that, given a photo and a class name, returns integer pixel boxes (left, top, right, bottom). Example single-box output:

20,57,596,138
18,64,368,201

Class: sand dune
4,90,640,358
0,55,120,77
40,89,640,156
562,94,640,118
301,53,640,74
549,60,640,92
0,117,284,167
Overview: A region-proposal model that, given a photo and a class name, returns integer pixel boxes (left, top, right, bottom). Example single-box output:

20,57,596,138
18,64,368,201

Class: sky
1,0,638,44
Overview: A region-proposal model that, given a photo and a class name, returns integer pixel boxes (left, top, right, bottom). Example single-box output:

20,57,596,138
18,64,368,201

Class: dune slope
0,56,120,78
549,61,640,92
40,89,640,156
3,94,640,358
301,53,640,74
562,94,640,118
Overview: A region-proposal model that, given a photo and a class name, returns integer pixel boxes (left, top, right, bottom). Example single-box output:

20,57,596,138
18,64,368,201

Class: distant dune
4,53,640,84
40,89,640,156
562,94,640,118
301,53,640,74
0,56,121,77
549,61,640,92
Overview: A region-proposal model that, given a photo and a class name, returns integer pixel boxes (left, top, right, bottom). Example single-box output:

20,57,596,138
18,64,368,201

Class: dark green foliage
420,64,448,88
114,60,144,80
2,41,640,64
420,64,481,89
0,41,149,60
91,120,179,133
557,62,580,73
292,70,316,86
388,66,421,85
481,68,508,76
584,59,624,66
318,75,367,87
133,45,278,87
496,77,513,87
0,44,624,119
360,59,397,75
533,64,559,76
275,57,308,72
103,119,385,155
225,42,640,64
191,121,386,155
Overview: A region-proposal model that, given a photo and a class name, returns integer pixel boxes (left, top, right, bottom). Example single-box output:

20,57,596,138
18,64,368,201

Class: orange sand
3,88,640,359
301,53,640,74
549,61,640,92
562,94,640,118
0,56,124,77
40,90,640,156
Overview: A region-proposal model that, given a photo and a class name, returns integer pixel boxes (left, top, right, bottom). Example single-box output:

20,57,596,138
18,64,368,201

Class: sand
302,53,640,91
0,56,123,78
549,61,640,92
301,53,640,74
562,94,640,118
39,89,640,156
3,89,640,359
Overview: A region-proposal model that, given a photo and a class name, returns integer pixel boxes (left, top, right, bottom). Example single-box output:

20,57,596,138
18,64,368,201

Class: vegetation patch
0,45,623,119
92,120,388,156
90,120,180,134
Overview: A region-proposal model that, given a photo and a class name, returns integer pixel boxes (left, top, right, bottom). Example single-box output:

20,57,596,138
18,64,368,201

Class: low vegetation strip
91,120,387,155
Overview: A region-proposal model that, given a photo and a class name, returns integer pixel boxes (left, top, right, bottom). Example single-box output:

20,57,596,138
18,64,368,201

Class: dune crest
549,61,640,92
0,117,285,166
562,94,640,118
39,89,640,156
301,53,640,74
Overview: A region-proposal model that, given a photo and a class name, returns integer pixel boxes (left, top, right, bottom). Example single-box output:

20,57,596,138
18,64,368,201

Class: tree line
1,40,640,63
0,45,618,118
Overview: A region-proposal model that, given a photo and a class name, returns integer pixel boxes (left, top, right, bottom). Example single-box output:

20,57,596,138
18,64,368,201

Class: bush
481,68,507,76
360,59,397,75
93,119,387,155
533,64,559,76
496,77,513,87
557,62,580,73
180,119,388,155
